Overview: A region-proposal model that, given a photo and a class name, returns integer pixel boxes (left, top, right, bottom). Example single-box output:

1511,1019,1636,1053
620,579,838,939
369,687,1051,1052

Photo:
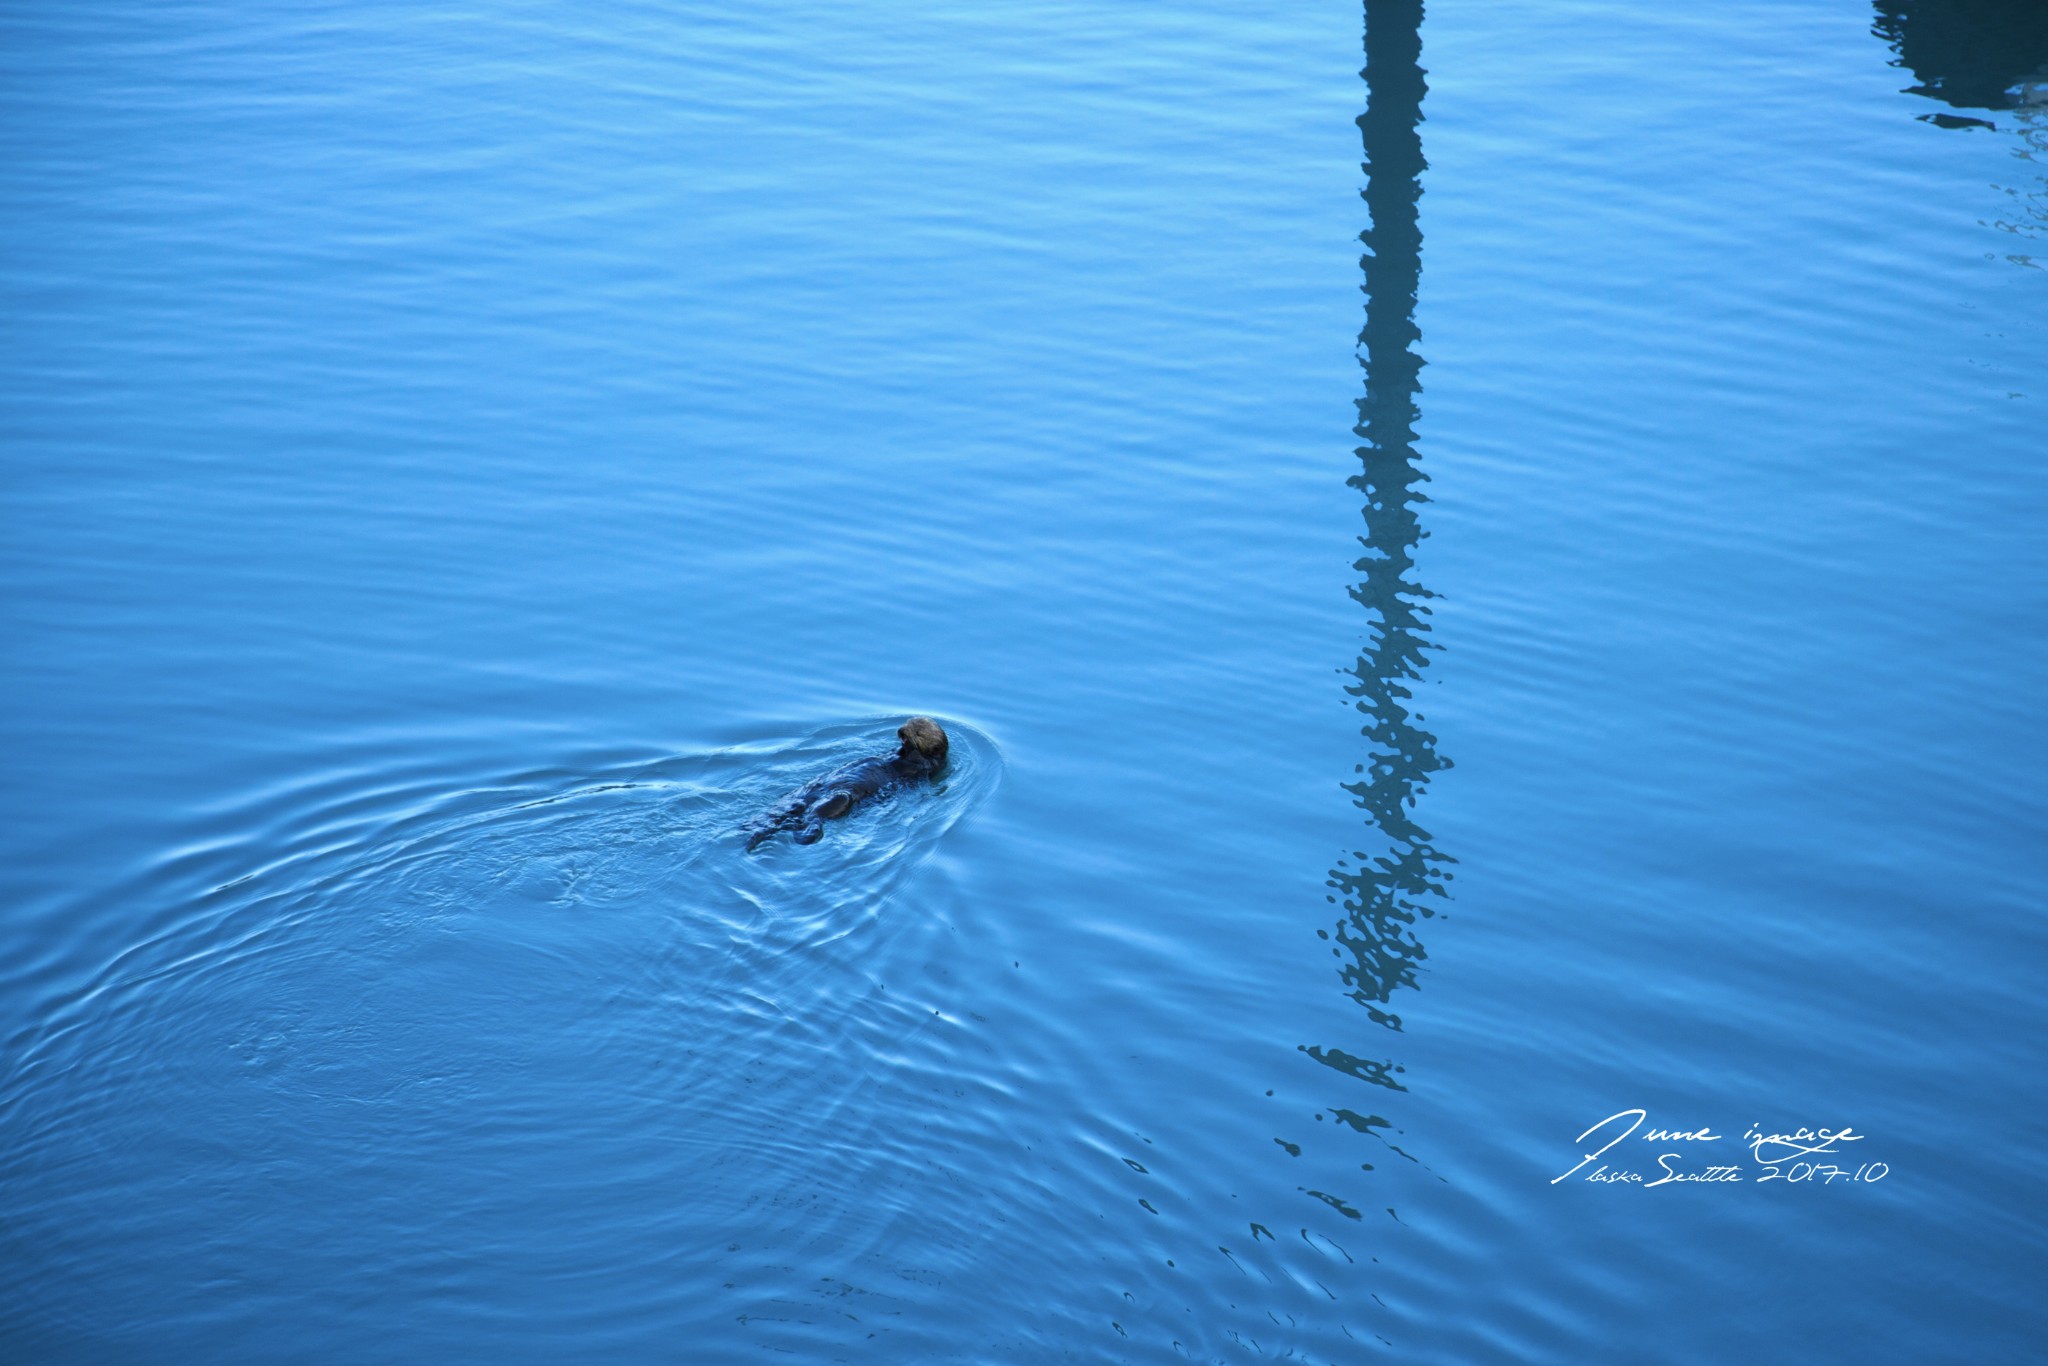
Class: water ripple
0,718,998,1357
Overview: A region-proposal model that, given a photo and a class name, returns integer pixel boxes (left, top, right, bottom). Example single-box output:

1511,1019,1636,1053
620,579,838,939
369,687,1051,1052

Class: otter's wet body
745,718,949,850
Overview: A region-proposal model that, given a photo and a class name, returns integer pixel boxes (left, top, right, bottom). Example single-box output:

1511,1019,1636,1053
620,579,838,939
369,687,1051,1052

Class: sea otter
744,717,950,851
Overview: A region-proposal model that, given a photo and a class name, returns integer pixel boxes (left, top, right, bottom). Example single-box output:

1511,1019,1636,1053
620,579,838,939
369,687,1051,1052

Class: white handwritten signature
1552,1109,1887,1188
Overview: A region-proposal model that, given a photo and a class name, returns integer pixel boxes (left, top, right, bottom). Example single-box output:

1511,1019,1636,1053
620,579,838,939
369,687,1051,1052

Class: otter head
897,716,949,768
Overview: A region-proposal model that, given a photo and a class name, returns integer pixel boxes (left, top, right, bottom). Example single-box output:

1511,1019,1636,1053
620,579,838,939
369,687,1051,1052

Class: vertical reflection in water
1304,0,1451,1197
1871,0,2048,266
1870,1,2048,119
1996,106,2048,267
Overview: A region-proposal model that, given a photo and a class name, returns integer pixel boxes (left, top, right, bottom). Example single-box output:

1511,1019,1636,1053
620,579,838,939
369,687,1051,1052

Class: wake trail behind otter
0,720,1001,1358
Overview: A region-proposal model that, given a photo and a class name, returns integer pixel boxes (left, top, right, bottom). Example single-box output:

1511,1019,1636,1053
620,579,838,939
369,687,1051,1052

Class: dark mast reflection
1304,0,1451,1192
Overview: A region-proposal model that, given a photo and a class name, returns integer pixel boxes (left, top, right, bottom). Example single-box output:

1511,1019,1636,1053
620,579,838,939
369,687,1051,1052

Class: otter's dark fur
744,718,949,851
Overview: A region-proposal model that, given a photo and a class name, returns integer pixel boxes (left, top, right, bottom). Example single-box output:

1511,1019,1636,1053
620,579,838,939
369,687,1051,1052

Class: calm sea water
3,1,2044,1361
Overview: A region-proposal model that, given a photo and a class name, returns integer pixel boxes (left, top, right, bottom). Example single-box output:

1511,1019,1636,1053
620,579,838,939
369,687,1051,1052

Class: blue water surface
2,0,2043,1361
